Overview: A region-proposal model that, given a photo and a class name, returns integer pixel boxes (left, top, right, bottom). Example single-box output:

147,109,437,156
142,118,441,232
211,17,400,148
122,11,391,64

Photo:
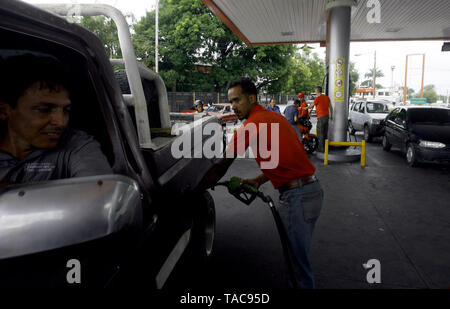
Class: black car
381,106,450,166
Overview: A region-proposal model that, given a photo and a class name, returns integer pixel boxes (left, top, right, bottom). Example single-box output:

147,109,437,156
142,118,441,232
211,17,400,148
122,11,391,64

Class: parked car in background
348,100,390,142
381,106,450,166
207,103,238,123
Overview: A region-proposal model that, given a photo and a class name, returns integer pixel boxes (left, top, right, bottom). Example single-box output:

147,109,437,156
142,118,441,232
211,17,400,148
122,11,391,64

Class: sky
22,0,450,97
309,41,450,97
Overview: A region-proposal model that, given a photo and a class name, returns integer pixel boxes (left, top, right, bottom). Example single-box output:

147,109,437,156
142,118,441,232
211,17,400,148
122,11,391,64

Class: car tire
187,191,216,266
348,120,356,135
406,143,418,167
364,125,373,143
382,134,391,151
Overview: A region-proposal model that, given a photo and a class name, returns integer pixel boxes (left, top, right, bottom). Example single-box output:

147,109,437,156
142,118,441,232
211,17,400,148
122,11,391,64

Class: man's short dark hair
227,77,257,96
294,99,301,105
0,54,69,108
315,86,323,93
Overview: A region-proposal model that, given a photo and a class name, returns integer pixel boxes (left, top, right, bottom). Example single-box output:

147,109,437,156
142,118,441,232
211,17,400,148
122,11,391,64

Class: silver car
348,100,390,142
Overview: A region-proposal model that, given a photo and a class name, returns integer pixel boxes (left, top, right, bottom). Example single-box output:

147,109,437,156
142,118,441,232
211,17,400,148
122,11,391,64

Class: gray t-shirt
0,129,112,183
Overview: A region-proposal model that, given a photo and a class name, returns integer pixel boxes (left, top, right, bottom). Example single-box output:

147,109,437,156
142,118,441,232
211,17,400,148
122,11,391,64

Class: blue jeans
277,180,323,289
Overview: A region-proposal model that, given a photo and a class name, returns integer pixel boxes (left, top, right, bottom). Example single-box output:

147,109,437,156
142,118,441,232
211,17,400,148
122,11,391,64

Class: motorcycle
297,112,318,154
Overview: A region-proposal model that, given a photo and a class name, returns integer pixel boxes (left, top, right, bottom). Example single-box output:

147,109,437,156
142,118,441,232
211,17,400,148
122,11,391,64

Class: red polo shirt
299,101,309,117
314,94,331,119
226,104,316,189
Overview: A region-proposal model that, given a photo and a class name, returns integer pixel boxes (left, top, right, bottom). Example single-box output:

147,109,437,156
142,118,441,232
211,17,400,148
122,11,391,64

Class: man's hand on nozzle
242,173,269,192
241,178,261,190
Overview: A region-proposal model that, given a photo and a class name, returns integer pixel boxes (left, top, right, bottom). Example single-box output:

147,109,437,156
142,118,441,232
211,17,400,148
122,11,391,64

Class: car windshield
408,108,450,124
366,102,389,113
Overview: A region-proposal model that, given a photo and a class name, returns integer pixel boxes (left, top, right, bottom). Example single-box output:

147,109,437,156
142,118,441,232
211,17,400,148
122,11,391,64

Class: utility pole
391,66,395,89
155,0,159,73
420,54,425,98
373,50,376,98
404,55,408,105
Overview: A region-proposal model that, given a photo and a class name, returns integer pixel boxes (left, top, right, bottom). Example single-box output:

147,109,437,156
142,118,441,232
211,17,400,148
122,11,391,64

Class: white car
348,100,390,142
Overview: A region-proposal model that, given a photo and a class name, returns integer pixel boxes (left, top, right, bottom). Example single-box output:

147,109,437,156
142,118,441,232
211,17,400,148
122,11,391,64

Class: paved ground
181,129,450,289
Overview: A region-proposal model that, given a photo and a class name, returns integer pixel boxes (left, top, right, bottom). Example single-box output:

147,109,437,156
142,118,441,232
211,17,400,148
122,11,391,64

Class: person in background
297,92,309,119
304,86,333,152
194,99,205,113
266,98,281,114
283,99,303,142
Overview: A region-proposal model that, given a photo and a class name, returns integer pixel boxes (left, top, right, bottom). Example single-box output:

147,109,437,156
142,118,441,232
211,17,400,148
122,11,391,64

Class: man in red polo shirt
304,86,333,152
198,78,324,289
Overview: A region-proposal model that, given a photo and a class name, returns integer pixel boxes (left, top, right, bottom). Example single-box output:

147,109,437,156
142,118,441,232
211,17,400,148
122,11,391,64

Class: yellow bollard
361,140,366,167
217,92,220,104
193,92,196,105
323,140,366,166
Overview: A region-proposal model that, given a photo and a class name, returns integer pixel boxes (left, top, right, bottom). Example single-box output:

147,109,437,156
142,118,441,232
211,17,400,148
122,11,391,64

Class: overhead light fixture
385,27,402,33
281,31,294,36
442,42,450,52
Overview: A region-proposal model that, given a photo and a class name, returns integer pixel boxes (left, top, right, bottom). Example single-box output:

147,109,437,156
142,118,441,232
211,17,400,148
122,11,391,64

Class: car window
395,109,407,125
353,102,361,111
408,108,450,124
224,106,230,112
387,108,400,121
366,102,389,113
359,103,365,113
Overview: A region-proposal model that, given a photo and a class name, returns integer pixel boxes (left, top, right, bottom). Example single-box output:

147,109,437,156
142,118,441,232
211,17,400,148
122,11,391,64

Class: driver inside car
0,54,112,188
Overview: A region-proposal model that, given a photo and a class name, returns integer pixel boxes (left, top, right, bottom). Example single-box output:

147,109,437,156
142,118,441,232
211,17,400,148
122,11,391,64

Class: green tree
282,48,325,95
79,16,122,58
349,62,359,96
400,87,416,99
361,68,384,87
133,0,295,92
421,84,438,103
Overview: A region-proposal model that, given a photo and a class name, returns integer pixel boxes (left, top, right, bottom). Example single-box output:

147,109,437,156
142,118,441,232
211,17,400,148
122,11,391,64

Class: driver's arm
68,133,113,177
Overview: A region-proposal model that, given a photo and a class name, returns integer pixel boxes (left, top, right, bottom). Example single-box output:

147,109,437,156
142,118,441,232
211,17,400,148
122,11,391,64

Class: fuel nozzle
215,176,258,205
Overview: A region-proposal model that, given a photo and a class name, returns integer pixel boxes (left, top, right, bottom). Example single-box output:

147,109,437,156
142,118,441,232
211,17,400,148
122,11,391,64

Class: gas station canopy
202,0,450,45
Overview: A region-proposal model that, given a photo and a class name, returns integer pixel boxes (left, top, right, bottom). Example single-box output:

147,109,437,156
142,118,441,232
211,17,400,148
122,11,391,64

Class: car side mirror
0,175,143,260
